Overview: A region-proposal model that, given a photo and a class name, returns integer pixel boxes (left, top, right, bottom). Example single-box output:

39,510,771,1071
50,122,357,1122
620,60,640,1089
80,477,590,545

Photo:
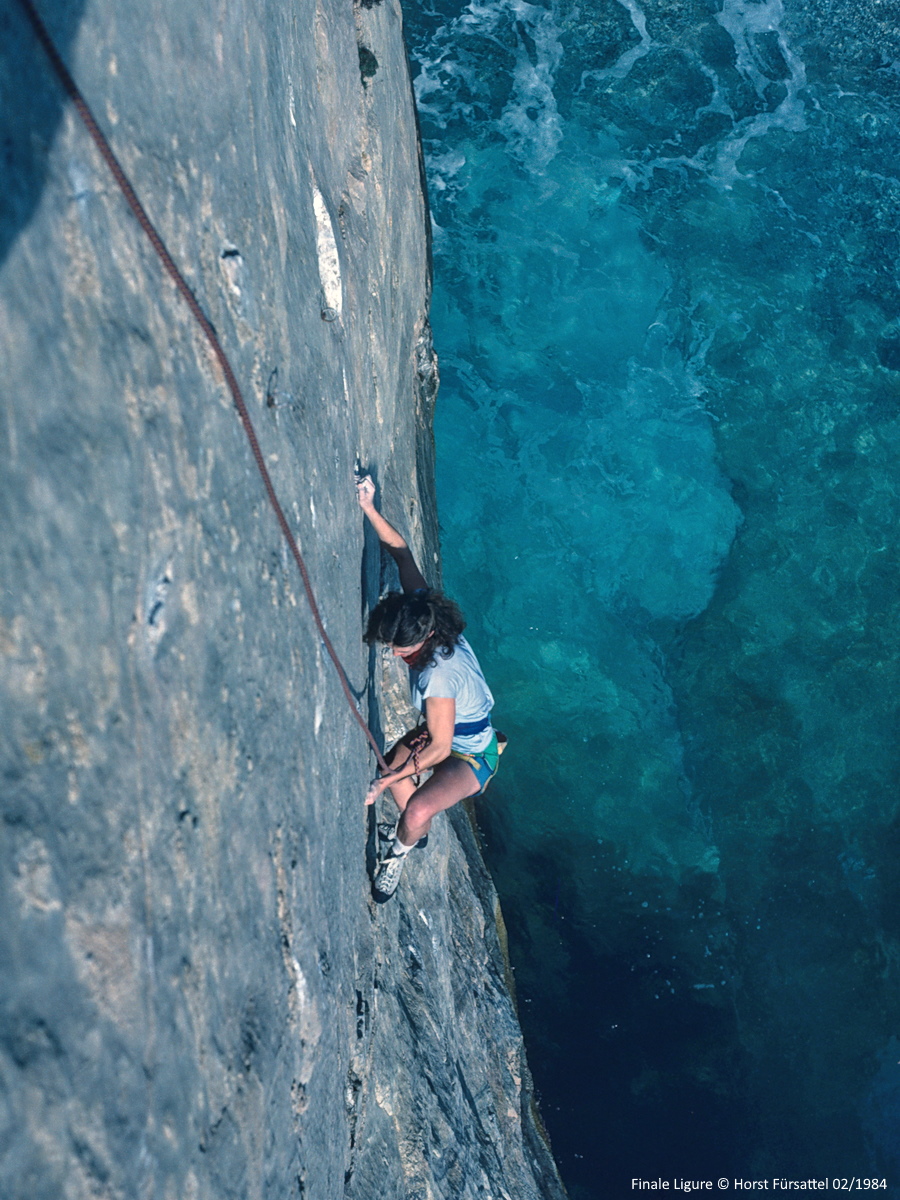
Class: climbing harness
401,726,506,793
16,0,388,772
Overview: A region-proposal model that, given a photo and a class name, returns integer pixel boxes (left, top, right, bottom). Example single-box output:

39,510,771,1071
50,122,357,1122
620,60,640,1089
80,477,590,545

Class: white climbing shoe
372,845,410,901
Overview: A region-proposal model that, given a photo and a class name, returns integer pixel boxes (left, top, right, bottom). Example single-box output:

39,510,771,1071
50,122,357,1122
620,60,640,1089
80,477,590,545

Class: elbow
429,739,453,764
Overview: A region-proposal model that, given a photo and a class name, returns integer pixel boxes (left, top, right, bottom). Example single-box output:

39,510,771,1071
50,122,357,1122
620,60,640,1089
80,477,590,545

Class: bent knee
404,794,438,827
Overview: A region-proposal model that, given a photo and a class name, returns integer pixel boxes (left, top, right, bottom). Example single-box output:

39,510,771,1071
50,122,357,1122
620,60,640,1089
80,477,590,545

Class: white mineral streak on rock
312,182,342,319
0,615,48,709
220,246,242,296
374,1077,395,1116
13,838,61,913
291,956,322,1085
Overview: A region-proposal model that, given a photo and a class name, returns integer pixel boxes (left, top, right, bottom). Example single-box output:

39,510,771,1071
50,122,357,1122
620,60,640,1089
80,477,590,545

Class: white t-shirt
410,636,494,753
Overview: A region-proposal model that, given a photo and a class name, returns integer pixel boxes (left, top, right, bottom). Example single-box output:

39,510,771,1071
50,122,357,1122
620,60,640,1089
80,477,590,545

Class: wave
411,0,563,174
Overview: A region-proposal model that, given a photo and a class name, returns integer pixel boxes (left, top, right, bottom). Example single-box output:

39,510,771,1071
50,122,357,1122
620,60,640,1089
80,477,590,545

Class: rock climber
356,474,504,901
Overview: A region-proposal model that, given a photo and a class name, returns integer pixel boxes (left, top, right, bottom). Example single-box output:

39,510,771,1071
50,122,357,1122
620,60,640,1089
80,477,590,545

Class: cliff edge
0,1,566,1197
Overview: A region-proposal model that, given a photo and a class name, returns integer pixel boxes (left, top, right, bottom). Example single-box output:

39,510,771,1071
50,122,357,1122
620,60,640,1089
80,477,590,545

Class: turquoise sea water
401,0,900,1194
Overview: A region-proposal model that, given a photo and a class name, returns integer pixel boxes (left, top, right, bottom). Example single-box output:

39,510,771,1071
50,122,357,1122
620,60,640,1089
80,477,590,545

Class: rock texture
0,1,565,1197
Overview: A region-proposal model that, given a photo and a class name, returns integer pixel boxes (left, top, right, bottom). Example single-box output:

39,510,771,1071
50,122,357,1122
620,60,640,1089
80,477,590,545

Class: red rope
406,729,431,788
18,0,388,772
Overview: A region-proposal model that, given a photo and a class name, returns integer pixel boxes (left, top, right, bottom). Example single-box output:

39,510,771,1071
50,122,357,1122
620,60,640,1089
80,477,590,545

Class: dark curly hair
364,589,465,668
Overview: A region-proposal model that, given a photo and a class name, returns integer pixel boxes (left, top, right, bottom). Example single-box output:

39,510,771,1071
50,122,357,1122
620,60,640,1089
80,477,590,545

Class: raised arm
356,475,428,595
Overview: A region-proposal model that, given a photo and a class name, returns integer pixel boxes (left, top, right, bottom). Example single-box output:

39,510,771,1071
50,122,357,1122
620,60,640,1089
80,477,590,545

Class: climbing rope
17,0,389,772
406,729,431,788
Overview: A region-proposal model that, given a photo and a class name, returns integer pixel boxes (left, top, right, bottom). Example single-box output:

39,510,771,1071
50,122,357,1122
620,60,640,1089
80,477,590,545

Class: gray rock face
0,2,565,1197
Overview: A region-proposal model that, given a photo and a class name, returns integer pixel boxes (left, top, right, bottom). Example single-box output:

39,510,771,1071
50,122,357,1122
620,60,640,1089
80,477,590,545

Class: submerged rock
0,2,565,1197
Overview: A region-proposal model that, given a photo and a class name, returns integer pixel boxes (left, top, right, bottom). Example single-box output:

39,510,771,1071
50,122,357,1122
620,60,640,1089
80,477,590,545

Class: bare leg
396,757,479,845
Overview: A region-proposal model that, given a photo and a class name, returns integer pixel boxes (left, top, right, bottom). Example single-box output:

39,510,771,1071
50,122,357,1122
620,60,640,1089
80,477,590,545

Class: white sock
392,835,414,856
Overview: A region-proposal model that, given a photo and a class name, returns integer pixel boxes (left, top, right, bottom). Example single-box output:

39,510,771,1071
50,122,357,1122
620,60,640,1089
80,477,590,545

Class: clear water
401,0,900,1193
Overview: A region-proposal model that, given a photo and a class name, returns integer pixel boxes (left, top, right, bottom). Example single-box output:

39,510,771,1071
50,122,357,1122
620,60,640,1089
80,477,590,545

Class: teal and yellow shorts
450,731,507,796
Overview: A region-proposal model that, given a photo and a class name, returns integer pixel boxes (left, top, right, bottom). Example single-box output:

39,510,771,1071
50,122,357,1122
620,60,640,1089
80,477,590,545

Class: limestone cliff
0,1,566,1196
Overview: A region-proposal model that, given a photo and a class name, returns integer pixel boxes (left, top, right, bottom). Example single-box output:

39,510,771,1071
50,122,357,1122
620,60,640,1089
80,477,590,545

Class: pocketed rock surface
0,1,566,1197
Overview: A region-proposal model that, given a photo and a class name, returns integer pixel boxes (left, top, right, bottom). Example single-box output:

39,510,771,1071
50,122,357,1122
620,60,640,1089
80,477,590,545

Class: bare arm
356,474,428,594
364,697,455,804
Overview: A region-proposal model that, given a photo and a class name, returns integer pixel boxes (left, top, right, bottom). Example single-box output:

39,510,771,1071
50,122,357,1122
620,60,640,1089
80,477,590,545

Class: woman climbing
356,474,503,901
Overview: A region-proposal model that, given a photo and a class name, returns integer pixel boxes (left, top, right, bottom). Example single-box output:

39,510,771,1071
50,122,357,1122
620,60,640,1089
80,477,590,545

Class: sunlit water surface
400,0,900,1193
